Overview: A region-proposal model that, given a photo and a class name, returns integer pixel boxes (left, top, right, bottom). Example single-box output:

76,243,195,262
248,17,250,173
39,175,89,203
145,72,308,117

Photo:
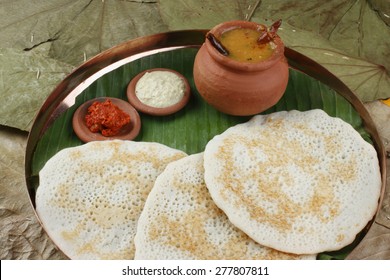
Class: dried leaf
0,127,66,259
346,223,390,259
249,0,390,70
48,0,168,66
273,22,390,102
369,0,390,25
159,0,259,29
159,0,390,101
250,0,390,101
0,0,90,52
326,0,390,72
364,101,390,230
0,48,73,131
0,0,168,66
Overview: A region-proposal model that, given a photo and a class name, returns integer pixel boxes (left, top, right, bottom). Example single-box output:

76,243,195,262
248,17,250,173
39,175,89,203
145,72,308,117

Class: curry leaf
0,48,73,131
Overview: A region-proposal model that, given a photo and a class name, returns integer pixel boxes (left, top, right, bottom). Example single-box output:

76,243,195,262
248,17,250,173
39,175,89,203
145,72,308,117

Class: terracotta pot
193,20,289,116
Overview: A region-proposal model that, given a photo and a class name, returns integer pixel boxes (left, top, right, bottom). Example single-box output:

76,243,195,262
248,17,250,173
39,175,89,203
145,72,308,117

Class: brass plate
25,30,387,259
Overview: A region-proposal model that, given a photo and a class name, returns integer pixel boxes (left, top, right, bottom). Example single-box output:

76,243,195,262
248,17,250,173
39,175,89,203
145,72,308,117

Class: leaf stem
247,0,262,21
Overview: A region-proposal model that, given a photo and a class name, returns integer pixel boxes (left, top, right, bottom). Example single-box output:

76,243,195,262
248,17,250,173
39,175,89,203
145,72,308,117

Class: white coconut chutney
135,71,186,108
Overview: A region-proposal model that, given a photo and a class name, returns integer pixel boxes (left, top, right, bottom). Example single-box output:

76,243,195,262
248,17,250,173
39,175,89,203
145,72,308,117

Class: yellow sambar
219,28,275,63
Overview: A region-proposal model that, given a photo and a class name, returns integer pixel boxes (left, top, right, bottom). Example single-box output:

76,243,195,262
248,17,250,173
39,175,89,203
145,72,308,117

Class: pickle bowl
72,97,141,142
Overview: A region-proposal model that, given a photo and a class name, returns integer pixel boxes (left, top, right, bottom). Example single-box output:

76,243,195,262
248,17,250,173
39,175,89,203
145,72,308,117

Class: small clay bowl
127,68,191,116
72,97,141,142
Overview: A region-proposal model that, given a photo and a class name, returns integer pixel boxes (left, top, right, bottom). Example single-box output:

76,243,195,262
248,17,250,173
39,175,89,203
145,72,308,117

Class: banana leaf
31,47,371,260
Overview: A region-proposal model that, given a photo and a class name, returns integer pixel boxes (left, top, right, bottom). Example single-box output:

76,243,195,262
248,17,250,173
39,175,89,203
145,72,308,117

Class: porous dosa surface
134,153,316,260
203,109,381,254
36,140,186,259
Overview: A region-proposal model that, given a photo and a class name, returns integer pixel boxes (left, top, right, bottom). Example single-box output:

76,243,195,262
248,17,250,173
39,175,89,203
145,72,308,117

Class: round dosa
134,153,316,260
36,140,187,259
203,109,381,254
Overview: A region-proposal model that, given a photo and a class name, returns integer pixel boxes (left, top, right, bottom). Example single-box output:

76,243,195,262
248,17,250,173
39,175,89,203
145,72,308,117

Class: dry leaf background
0,127,67,259
0,0,389,259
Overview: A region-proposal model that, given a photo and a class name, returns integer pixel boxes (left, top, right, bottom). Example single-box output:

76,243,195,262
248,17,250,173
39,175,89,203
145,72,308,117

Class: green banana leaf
31,47,370,260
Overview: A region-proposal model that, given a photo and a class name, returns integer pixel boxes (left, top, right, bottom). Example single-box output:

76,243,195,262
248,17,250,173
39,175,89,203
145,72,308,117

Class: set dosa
36,140,186,259
134,153,316,259
203,109,381,254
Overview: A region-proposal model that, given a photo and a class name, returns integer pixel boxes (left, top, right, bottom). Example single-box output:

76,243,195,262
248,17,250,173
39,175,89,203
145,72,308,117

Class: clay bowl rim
127,68,191,116
205,20,285,72
72,97,141,143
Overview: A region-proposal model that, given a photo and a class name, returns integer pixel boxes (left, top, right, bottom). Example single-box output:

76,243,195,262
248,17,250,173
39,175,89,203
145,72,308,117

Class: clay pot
193,20,289,116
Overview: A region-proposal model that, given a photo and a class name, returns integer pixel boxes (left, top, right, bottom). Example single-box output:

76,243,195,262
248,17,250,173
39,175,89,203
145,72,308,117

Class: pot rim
205,20,285,72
